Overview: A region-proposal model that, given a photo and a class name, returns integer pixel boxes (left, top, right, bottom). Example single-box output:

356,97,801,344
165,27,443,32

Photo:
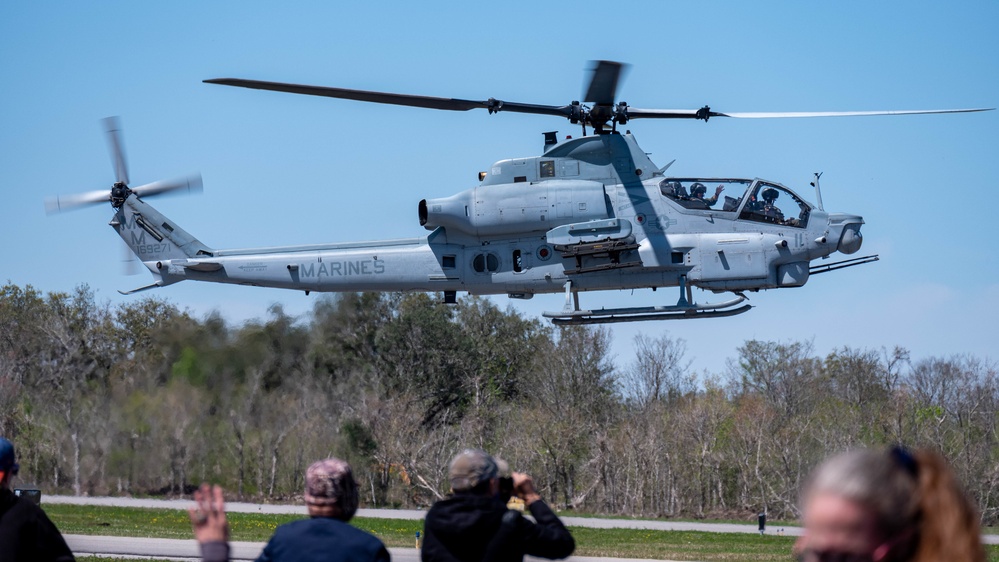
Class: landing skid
544,301,753,324
543,277,752,324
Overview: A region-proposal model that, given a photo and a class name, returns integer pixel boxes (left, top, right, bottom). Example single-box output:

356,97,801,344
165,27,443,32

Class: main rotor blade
626,107,994,120
715,108,995,118
102,116,129,185
584,60,628,105
44,189,111,215
205,78,489,111
131,174,203,198
626,108,716,120
204,78,576,119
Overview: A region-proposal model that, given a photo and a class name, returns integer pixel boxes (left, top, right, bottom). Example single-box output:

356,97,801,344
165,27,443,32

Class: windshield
659,178,753,212
659,178,812,228
738,181,811,228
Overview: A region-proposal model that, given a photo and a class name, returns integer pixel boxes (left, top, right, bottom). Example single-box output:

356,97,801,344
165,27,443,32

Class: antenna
810,172,824,211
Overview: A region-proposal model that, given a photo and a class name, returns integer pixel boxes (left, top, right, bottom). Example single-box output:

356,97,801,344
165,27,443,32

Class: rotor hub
110,181,131,208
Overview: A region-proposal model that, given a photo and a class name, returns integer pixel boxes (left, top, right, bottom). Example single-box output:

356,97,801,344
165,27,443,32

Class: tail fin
112,194,214,265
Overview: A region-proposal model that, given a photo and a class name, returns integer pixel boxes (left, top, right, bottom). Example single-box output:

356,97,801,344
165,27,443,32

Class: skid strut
562,280,581,313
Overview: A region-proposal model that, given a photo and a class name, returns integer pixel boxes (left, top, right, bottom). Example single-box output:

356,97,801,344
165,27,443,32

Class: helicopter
47,62,992,324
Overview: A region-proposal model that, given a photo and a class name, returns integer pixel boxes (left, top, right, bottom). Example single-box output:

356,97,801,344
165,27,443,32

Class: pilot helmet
762,187,779,202
691,183,707,196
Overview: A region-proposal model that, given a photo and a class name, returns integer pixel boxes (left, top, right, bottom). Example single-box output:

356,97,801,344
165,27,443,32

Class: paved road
65,535,683,562
44,495,798,535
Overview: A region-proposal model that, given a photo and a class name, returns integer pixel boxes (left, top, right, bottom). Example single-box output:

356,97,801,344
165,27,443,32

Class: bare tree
623,333,693,408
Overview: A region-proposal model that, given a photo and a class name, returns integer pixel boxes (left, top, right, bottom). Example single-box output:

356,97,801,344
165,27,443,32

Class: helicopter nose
827,213,864,255
837,223,863,254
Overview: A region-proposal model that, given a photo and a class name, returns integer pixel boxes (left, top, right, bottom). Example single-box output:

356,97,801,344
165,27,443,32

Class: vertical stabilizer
111,195,213,263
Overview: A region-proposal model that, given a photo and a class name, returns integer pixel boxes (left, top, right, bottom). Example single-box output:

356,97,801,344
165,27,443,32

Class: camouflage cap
304,458,359,518
449,449,498,493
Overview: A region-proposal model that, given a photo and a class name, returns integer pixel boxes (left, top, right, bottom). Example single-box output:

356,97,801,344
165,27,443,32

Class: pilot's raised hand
714,185,725,197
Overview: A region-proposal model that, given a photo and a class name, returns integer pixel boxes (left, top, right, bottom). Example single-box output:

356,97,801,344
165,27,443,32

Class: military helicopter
47,62,991,324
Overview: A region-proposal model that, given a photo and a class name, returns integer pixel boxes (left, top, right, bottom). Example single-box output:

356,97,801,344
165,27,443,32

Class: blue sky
2,1,996,376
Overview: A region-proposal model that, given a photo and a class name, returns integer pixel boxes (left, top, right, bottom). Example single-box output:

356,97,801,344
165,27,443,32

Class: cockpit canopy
659,178,813,228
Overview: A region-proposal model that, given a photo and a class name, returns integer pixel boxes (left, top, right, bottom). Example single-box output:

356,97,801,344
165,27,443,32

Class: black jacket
0,488,75,562
421,494,574,562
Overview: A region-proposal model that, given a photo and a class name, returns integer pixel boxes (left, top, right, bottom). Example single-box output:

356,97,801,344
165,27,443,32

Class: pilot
659,180,681,199
761,187,784,222
690,183,724,207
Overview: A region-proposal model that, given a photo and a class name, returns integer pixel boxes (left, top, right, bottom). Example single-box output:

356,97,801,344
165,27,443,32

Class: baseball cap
304,458,359,518
449,449,498,492
0,438,19,477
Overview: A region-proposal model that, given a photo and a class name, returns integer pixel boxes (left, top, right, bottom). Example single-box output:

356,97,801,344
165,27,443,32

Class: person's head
691,183,707,198
762,187,779,203
449,449,498,496
304,458,359,521
796,447,984,562
0,438,18,489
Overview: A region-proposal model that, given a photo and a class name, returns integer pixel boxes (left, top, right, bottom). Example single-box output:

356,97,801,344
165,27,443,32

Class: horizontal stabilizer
172,259,224,272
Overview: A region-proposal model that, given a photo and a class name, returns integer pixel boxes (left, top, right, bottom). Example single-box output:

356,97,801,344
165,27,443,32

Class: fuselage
114,133,864,299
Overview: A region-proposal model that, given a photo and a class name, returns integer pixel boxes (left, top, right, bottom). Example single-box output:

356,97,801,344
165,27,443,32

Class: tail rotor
45,116,202,215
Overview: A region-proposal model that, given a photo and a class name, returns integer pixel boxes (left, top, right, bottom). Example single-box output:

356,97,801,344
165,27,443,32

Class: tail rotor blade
131,174,203,198
46,174,202,214
44,189,111,214
102,116,130,185
121,241,141,276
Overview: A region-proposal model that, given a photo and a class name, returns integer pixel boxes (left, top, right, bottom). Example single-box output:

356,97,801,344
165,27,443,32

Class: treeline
1,282,996,523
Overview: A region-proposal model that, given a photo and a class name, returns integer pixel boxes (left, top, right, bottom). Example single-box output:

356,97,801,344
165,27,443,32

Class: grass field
47,504,999,561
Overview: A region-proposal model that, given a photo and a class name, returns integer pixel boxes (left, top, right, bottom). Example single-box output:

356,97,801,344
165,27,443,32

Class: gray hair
804,448,920,538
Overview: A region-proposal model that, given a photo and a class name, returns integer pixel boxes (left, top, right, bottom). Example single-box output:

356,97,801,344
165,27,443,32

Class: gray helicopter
47,62,991,324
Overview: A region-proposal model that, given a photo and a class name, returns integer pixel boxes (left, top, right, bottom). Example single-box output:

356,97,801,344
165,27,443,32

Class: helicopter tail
112,195,218,293
41,117,217,295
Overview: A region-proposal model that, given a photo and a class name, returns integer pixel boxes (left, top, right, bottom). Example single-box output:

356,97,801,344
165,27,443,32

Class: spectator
493,457,513,506
0,436,76,562
189,458,390,562
421,449,574,562
795,447,985,562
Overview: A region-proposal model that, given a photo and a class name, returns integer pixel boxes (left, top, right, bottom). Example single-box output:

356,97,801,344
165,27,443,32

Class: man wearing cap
0,437,76,562
421,449,574,562
190,457,389,562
